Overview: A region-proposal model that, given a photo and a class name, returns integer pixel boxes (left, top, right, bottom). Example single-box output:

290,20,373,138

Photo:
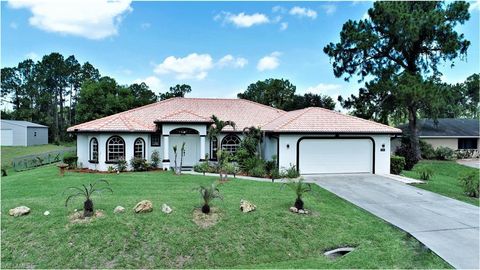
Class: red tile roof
67,98,401,134
262,107,401,134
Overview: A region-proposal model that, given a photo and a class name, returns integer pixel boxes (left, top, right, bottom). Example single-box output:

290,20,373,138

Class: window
134,138,145,159
221,134,241,154
210,137,218,160
90,138,98,162
151,133,161,146
34,132,37,137
458,138,478,150
106,136,125,162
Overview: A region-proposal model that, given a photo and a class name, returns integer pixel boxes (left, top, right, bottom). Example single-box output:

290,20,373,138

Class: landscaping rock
44,211,50,216
9,206,30,217
114,206,125,214
290,207,309,214
298,209,305,214
289,206,298,213
240,199,256,213
133,200,153,213
161,204,172,214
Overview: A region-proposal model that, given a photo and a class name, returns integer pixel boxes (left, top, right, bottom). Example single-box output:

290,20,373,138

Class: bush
130,157,148,171
224,162,239,177
117,157,127,172
435,146,455,160
419,140,436,160
390,155,406,175
395,143,419,170
455,149,478,159
194,162,210,176
283,164,300,179
151,150,160,168
249,163,267,177
459,171,479,198
417,167,434,181
63,153,78,169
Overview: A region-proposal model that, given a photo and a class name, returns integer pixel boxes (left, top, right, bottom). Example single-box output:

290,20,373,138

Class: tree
159,84,191,100
285,93,336,111
324,1,471,159
65,55,82,126
238,78,296,109
129,82,157,107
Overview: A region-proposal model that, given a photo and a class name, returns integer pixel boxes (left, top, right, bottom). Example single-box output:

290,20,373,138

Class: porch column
162,135,170,170
200,135,206,161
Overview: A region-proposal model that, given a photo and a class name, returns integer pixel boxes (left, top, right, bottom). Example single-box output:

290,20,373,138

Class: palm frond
65,192,84,207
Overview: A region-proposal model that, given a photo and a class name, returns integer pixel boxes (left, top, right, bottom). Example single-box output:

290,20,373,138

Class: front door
169,134,199,167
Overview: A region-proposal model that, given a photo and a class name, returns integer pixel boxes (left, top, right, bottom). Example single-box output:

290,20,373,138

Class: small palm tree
64,179,113,217
195,182,223,214
281,178,312,210
242,126,263,157
207,115,236,140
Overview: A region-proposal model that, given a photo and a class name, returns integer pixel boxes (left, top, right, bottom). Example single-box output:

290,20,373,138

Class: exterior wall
422,138,458,150
277,134,392,175
0,122,27,146
1,129,13,146
26,127,48,146
263,135,278,161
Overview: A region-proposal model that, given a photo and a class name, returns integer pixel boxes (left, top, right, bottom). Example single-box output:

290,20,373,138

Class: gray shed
1,120,48,146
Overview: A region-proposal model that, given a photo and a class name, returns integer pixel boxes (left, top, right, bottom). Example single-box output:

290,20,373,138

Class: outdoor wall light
286,144,290,149
381,144,386,152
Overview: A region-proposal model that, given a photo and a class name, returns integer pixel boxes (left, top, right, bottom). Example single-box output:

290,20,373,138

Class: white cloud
8,0,132,40
154,53,214,80
280,22,288,31
289,6,317,19
257,52,281,71
305,83,342,95
469,1,480,11
322,4,337,15
215,12,270,28
133,76,164,94
217,55,248,68
10,22,18,29
272,6,287,13
25,52,39,61
362,11,370,20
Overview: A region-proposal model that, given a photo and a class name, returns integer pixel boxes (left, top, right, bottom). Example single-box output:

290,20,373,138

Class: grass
1,166,450,269
403,160,479,206
1,143,74,170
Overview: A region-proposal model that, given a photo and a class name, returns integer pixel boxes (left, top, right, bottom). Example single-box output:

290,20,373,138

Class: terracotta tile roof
67,98,400,134
67,98,285,132
262,107,402,134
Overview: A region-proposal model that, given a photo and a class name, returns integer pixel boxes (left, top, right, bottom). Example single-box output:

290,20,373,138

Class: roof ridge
275,107,313,131
238,98,286,113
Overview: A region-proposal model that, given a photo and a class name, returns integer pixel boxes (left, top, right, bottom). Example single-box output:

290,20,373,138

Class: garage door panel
299,139,373,174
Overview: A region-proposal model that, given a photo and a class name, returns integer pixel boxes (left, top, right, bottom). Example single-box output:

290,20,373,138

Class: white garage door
1,129,13,146
298,138,373,174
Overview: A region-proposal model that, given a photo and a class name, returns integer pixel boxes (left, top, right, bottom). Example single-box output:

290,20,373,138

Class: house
394,118,479,154
67,98,401,174
1,120,48,146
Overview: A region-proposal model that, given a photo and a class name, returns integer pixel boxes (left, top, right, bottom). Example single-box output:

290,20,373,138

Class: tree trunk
59,88,64,141
407,106,421,160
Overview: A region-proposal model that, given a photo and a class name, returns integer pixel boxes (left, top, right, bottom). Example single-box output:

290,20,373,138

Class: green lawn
1,166,449,269
403,160,479,206
1,144,74,170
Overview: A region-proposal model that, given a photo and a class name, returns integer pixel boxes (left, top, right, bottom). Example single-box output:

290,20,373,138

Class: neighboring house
393,118,479,153
67,98,401,174
0,120,49,146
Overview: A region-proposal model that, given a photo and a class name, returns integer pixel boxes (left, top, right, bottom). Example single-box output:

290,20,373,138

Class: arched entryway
168,128,200,167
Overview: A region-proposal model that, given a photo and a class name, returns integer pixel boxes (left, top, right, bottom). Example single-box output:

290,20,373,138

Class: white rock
240,199,256,213
44,211,50,216
133,200,153,213
289,206,298,213
161,204,172,214
9,206,30,217
298,209,305,214
114,206,125,214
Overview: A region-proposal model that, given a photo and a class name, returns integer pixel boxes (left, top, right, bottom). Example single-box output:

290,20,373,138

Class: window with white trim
134,138,145,159
106,136,125,162
210,136,218,159
221,134,241,154
90,137,98,162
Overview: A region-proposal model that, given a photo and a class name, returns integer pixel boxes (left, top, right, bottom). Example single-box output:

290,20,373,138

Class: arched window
134,138,145,159
210,136,218,160
106,136,125,162
89,138,98,162
221,134,241,154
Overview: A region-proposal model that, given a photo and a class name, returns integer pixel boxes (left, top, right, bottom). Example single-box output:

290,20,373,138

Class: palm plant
195,182,223,214
242,126,263,157
281,178,312,210
64,179,113,217
207,115,236,140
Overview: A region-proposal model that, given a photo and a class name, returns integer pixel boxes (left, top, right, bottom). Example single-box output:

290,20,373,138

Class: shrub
130,157,148,171
249,163,267,177
117,157,127,172
283,164,300,179
194,162,210,176
64,179,113,217
419,140,436,160
395,143,419,170
459,171,479,198
435,146,455,160
390,155,406,175
63,153,78,169
281,178,312,210
107,166,115,173
417,167,434,181
224,162,239,178
195,182,223,214
150,150,160,168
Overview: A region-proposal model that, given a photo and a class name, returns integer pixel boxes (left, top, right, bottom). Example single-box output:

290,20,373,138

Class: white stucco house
67,97,401,174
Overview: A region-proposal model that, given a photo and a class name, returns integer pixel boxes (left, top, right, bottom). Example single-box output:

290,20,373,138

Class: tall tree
159,84,192,100
238,78,296,109
129,83,158,107
324,1,471,159
65,55,82,126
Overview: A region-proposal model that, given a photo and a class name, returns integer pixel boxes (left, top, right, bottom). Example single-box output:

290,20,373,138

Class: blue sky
2,1,479,108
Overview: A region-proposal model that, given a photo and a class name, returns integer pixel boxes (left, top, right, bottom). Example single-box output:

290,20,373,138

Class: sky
1,0,479,110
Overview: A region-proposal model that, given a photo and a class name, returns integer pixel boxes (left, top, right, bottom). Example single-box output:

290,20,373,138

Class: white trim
420,136,479,138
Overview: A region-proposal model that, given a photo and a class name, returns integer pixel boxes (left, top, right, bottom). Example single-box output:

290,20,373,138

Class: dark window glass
458,138,478,150
90,138,98,161
151,134,161,146
210,137,218,159
221,134,241,154
134,138,145,158
107,136,125,162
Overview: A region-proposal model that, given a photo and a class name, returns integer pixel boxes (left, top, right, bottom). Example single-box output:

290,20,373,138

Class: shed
1,120,48,146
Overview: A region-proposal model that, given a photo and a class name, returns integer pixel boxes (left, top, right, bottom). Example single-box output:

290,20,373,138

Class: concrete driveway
457,159,480,169
304,174,479,269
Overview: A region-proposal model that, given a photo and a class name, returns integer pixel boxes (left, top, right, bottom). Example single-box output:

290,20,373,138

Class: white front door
169,134,199,167
298,138,373,174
